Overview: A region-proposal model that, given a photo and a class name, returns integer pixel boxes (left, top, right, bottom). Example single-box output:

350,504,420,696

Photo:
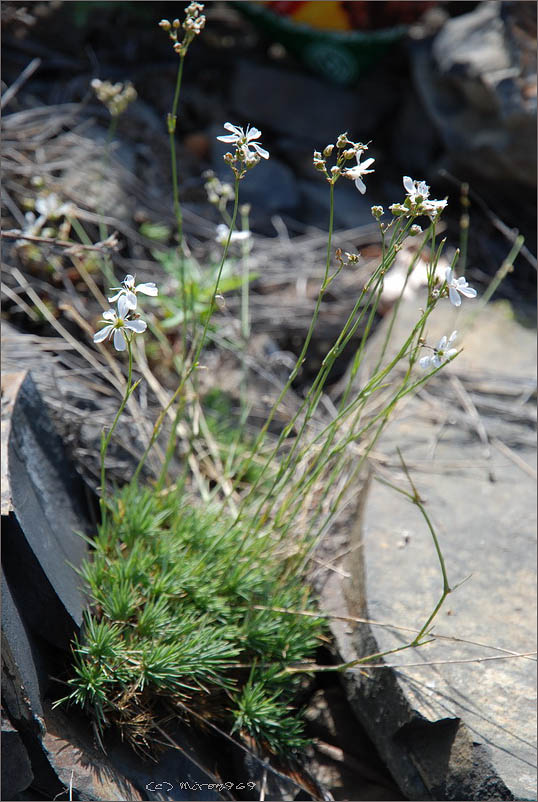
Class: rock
105,719,226,801
1,709,33,799
231,60,399,145
410,1,537,187
320,299,537,800
1,569,45,731
35,704,144,802
296,178,376,232
2,371,92,649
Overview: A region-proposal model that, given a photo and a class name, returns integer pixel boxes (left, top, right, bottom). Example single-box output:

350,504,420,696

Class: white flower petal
217,134,238,143
448,330,458,344
124,290,138,310
108,290,123,303
445,267,453,284
419,355,432,369
432,354,442,368
446,348,458,359
437,336,448,350
459,285,477,298
448,286,462,307
361,157,375,170
117,295,130,319
102,309,116,321
93,325,113,343
354,176,366,194
251,143,269,159
246,126,262,140
113,329,127,351
223,122,242,135
403,176,414,194
136,282,158,297
125,319,147,334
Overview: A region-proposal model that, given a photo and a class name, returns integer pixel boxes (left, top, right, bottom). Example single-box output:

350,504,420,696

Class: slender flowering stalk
92,282,154,526
159,5,206,347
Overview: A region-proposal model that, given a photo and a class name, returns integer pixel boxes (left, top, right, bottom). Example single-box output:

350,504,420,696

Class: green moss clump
59,480,325,754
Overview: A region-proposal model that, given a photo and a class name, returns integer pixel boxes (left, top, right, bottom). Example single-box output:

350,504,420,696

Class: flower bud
409,224,423,237
323,144,334,158
371,205,384,219
159,19,171,30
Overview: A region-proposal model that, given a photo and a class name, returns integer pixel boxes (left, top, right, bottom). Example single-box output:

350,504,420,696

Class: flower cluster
18,193,74,241
94,275,157,352
203,170,235,211
390,176,447,222
215,224,251,247
217,123,269,180
313,133,374,192
91,79,137,117
159,3,206,58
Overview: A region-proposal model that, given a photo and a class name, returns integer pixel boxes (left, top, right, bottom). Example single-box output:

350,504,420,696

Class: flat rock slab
321,299,537,800
2,370,92,648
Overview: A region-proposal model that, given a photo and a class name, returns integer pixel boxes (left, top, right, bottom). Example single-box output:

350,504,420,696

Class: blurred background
2,0,537,298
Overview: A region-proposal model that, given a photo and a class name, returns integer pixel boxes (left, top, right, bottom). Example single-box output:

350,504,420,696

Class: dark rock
2,371,92,650
388,86,440,177
296,177,376,231
1,569,45,731
105,719,227,801
231,60,399,145
34,704,144,802
410,0,537,186
1,709,34,800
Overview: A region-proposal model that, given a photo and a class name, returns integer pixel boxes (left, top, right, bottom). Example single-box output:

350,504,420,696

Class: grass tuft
59,480,325,754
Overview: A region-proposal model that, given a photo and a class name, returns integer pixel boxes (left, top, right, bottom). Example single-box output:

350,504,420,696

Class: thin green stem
168,55,187,348
133,178,241,484
99,337,133,529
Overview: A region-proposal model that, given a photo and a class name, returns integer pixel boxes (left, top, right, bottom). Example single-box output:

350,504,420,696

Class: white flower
108,274,158,310
422,198,448,220
403,176,430,203
35,193,73,220
419,331,458,370
343,151,375,194
445,267,477,307
215,224,251,246
93,295,147,351
217,123,269,161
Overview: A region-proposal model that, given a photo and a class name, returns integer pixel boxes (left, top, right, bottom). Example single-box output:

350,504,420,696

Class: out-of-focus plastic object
234,1,437,84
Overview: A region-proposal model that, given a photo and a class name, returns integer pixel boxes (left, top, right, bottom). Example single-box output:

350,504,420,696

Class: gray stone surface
3,371,91,646
1,709,34,800
1,569,45,735
410,0,537,187
231,60,399,145
321,299,537,800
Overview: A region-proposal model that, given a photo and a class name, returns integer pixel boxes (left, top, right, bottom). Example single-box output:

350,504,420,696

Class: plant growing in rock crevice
45,0,520,775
